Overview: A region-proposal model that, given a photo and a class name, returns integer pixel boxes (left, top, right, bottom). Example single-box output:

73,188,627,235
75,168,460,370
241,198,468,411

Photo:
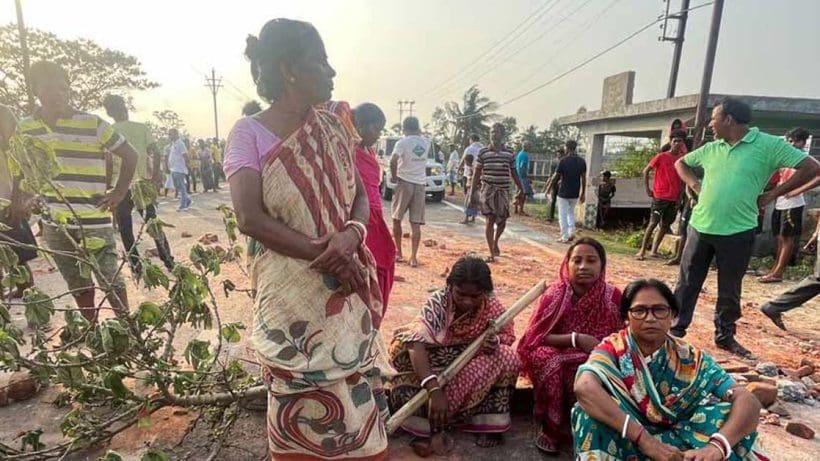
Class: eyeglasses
628,305,672,320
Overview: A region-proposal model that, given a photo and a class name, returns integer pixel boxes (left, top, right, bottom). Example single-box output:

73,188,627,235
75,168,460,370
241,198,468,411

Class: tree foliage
431,85,500,148
0,25,158,114
609,140,660,178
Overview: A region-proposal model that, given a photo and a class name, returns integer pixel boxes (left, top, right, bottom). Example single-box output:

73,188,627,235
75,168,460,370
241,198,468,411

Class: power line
418,0,561,100
497,1,714,109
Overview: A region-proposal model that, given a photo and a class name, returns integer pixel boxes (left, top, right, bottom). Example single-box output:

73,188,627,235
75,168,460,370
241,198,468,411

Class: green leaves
184,340,213,371
1,265,29,289
142,260,170,290
23,287,54,327
6,134,60,195
135,302,165,327
220,322,245,343
132,179,159,212
217,205,238,243
82,236,107,253
189,244,221,275
141,448,169,461
20,429,45,452
0,243,19,270
98,319,132,356
146,217,174,242
103,367,131,399
98,451,125,461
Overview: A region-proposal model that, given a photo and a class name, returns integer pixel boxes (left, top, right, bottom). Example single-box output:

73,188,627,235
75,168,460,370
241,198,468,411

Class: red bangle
634,425,645,445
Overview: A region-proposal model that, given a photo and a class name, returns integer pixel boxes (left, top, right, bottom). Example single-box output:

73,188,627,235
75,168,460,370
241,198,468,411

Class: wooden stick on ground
385,280,547,435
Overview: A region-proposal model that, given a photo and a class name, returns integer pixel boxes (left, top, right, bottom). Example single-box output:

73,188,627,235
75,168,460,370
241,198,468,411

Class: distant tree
610,141,659,178
389,122,402,136
146,110,187,151
434,85,500,147
430,106,454,145
500,116,518,143
0,25,158,114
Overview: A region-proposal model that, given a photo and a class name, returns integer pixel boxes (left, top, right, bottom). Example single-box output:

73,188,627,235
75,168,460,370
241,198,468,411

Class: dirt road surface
1,189,817,460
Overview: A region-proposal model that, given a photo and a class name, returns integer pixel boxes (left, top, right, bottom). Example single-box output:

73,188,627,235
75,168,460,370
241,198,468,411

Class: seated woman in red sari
573,279,766,460
352,103,396,311
226,19,390,461
386,256,520,456
518,237,623,455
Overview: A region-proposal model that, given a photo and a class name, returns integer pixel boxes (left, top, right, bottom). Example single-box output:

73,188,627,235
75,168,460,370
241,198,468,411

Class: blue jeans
171,172,191,209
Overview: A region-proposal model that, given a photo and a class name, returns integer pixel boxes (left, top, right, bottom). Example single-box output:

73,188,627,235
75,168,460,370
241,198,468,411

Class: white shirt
392,135,430,185
167,138,189,174
463,142,483,163
447,151,460,171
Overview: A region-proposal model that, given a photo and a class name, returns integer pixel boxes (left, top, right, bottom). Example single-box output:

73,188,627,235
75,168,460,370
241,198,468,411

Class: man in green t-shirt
103,95,174,274
672,98,820,359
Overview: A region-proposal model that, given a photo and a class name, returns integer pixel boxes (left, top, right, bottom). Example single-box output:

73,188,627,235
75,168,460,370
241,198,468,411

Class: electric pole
205,68,222,141
692,0,724,148
660,0,690,98
406,100,415,117
14,0,34,111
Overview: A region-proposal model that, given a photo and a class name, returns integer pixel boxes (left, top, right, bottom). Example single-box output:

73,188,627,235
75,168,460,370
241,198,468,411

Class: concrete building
557,71,820,243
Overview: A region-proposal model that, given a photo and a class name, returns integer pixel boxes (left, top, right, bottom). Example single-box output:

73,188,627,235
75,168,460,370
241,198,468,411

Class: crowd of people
1,15,819,461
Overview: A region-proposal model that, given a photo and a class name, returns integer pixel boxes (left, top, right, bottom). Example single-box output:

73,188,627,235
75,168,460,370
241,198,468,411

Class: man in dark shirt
545,140,586,242
596,170,616,228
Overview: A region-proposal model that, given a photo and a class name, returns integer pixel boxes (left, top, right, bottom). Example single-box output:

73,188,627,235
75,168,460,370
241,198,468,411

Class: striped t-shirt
476,147,515,190
16,112,125,229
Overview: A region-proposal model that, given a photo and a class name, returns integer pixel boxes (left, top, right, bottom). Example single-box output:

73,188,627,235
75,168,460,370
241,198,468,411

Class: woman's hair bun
244,35,259,60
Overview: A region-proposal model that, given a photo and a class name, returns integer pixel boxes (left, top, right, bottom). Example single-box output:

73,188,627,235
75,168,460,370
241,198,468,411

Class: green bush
610,141,659,178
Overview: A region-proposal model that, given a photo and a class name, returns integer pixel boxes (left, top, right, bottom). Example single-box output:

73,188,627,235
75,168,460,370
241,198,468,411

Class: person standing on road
672,98,820,359
758,128,812,283
545,140,586,243
103,95,174,274
166,128,192,211
15,60,138,321
546,147,566,222
458,134,483,193
390,116,430,268
472,123,524,262
353,102,396,312
197,139,215,192
210,138,224,189
446,143,460,196
595,170,616,228
635,130,687,261
514,141,533,216
761,210,820,330
0,104,37,299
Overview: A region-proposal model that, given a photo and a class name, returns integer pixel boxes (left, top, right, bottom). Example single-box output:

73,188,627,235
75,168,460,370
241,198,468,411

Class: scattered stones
402,232,410,238
0,388,7,407
800,358,816,368
810,373,820,384
181,231,192,238
778,380,808,403
759,376,777,386
763,414,781,426
145,248,160,258
172,409,189,416
393,275,407,283
785,422,815,440
795,365,815,379
747,382,778,407
438,244,447,250
741,372,761,382
801,377,816,389
198,233,219,244
755,362,779,377
723,361,751,373
4,372,40,402
768,401,791,417
422,239,438,247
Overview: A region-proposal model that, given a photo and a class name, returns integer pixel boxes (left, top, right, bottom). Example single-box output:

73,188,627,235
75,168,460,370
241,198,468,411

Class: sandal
535,433,558,455
757,275,783,284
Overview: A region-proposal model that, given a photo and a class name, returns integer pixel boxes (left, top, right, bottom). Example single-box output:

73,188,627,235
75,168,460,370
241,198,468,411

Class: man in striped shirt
472,123,525,262
15,61,138,320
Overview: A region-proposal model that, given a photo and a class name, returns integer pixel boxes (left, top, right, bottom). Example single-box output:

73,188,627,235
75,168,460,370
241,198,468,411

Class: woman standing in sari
352,103,396,311
386,256,520,456
517,237,622,454
226,19,389,461
573,279,766,461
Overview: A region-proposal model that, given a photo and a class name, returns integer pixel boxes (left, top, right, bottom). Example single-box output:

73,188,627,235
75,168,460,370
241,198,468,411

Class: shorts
480,185,510,220
43,224,124,294
520,177,534,198
391,179,426,224
772,206,803,237
0,217,38,264
448,171,457,184
651,199,678,226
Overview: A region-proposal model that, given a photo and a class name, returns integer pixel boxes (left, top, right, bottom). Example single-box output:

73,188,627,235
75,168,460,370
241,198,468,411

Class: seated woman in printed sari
573,279,767,461
517,237,623,455
386,256,520,456
225,19,390,461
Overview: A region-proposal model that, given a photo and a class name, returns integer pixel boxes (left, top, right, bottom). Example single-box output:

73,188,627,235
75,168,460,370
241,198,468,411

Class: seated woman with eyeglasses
572,279,768,461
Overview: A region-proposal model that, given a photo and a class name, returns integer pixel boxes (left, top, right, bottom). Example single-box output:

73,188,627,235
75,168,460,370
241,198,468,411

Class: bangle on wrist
571,332,578,349
427,386,442,395
420,374,438,388
709,433,731,460
621,414,631,439
634,425,645,445
707,440,727,459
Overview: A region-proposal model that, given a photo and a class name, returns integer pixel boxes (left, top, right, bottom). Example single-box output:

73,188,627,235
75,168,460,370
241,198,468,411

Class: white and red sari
249,105,390,460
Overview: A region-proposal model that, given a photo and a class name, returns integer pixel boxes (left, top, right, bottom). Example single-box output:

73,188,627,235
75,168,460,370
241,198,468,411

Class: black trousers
672,226,755,344
116,191,174,270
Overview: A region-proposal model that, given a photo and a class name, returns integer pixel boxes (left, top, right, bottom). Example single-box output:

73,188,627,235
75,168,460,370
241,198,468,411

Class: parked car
376,136,446,202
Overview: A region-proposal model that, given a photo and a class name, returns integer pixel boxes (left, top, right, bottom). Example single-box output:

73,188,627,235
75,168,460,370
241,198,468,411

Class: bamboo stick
385,280,547,434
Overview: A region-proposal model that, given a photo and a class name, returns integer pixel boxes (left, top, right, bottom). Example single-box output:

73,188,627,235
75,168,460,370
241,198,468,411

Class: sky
2,0,819,139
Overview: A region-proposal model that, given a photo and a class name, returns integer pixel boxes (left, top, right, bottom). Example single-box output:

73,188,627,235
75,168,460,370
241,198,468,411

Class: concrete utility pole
406,100,415,117
14,0,35,111
205,68,223,140
692,0,724,148
397,100,406,126
661,0,690,98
